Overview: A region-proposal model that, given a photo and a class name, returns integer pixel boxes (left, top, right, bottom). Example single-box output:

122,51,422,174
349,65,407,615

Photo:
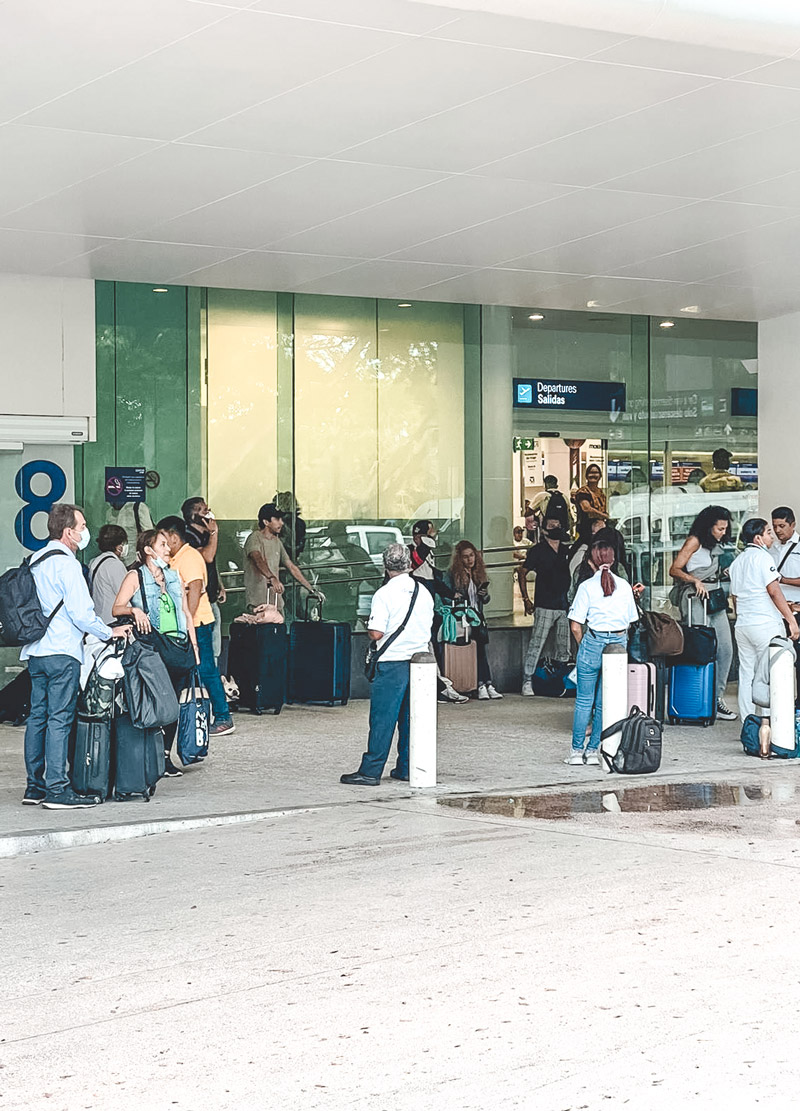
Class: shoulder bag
134,566,195,676
364,581,420,682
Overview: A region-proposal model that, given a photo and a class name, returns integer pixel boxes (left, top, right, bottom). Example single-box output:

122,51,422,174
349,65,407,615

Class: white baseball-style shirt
568,569,638,632
773,532,800,605
729,545,782,628
368,573,434,662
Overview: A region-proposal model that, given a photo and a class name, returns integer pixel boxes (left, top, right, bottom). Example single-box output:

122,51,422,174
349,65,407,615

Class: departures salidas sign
513,377,626,412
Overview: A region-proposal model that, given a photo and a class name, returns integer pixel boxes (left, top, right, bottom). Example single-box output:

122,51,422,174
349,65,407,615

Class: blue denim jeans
196,622,230,722
24,654,81,794
571,630,627,752
359,660,411,779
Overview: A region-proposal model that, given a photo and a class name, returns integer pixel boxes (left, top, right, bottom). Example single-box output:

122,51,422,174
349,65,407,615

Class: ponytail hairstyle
589,529,619,597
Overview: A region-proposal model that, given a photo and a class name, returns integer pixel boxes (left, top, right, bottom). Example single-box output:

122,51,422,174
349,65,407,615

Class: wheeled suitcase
71,716,112,798
287,601,351,705
443,640,478,694
627,662,656,717
668,662,716,726
228,622,287,715
113,712,165,800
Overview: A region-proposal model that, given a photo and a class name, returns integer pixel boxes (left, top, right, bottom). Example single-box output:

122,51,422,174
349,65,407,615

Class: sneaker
477,683,490,700
164,756,184,777
209,719,236,737
438,687,469,704
564,751,585,766
521,680,534,697
22,786,46,805
42,788,101,809
716,700,737,721
584,752,601,766
486,683,503,700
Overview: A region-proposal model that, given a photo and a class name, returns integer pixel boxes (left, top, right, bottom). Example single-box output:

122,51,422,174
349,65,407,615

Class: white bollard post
601,644,629,774
409,651,437,788
770,642,796,754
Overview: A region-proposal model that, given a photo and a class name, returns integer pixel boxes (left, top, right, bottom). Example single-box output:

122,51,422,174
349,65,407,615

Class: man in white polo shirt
341,543,434,786
772,506,800,705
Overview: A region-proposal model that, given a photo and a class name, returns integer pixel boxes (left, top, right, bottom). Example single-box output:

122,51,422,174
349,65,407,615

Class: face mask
77,527,90,551
419,535,436,550
120,543,129,559
154,557,169,569
546,528,564,540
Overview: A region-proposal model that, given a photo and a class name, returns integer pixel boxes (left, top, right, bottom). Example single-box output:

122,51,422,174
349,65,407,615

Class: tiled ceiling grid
3,0,800,318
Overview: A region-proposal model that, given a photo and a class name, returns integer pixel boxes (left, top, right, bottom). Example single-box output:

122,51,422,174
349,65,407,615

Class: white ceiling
4,0,800,319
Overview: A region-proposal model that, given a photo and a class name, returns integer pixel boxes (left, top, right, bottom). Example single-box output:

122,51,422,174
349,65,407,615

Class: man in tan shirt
244,503,320,612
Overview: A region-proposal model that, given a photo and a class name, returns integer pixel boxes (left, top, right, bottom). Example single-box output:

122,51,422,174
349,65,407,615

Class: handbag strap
373,581,420,663
89,552,115,588
777,541,798,573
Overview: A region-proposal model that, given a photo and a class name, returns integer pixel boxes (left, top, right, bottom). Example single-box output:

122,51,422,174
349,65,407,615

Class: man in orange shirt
157,516,234,736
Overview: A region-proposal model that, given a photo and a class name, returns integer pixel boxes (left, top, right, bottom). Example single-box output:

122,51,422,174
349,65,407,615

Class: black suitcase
113,712,164,800
287,604,351,706
71,716,112,798
0,669,31,724
228,623,287,715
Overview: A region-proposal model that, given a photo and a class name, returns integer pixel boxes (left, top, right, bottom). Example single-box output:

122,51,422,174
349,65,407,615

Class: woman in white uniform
567,530,639,766
729,518,799,723
669,505,736,720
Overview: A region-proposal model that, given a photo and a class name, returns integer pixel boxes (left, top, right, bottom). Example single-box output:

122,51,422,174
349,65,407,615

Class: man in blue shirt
21,503,129,809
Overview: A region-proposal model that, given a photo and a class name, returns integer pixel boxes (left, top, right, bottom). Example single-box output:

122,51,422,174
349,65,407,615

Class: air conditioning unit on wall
0,415,94,445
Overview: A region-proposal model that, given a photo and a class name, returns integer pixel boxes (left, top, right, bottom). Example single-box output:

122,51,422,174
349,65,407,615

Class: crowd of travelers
7,453,798,802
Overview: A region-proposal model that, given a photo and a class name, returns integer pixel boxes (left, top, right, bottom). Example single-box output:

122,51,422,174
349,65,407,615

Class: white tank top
686,546,712,573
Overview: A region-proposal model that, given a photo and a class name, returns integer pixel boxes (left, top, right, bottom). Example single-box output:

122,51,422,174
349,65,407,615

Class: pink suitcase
628,662,656,716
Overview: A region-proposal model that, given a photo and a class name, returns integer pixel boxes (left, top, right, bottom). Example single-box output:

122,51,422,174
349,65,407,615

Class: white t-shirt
729,545,782,627
568,569,638,632
773,532,800,604
368,574,434,662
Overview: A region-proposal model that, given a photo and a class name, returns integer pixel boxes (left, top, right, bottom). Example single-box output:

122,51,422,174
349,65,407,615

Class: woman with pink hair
566,530,638,766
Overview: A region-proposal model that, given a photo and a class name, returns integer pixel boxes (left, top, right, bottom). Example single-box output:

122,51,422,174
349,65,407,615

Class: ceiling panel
482,79,800,188
2,146,311,238
266,176,567,256
344,60,708,173
50,240,245,282
0,126,158,217
0,229,113,273
169,249,363,289
392,188,688,267
249,0,454,33
427,11,630,55
588,37,771,78
0,0,223,123
20,12,401,140
292,258,475,297
144,160,443,249
190,37,568,158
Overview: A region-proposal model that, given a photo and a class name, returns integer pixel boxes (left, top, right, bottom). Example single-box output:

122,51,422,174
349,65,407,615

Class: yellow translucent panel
207,289,278,519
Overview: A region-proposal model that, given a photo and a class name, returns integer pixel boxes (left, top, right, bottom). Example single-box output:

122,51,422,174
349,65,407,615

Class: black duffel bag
122,639,179,730
136,629,195,676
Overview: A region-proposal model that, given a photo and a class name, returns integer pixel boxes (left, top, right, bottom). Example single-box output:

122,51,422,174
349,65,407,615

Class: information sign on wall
104,466,146,504
513,378,626,412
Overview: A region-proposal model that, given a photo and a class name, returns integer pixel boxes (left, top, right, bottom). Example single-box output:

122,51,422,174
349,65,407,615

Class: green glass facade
71,282,757,634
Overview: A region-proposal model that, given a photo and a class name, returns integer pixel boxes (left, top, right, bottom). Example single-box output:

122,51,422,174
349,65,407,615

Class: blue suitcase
287,601,351,706
667,662,716,726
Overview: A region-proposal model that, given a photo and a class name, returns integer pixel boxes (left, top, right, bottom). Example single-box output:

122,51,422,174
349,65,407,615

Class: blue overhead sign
514,378,626,413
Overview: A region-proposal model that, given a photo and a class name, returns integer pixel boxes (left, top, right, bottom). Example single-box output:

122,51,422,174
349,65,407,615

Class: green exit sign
513,437,536,451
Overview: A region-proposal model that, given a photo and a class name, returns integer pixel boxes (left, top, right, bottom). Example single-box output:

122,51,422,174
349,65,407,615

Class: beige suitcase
443,641,478,694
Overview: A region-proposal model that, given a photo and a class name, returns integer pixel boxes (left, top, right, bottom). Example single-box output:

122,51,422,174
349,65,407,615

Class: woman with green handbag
445,541,501,700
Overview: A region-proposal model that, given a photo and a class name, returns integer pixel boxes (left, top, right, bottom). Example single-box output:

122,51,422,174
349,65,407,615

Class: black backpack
545,489,569,526
600,706,662,774
0,550,68,647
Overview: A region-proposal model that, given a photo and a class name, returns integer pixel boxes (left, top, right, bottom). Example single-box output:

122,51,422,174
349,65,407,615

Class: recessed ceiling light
152,287,168,293
528,312,545,321
680,305,700,314
659,320,675,329
397,302,412,308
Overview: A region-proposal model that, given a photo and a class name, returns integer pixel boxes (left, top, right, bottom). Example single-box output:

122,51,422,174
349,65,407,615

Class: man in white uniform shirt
771,506,800,706
341,543,434,786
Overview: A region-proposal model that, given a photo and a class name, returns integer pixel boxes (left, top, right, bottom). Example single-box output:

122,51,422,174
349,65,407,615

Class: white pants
735,621,782,723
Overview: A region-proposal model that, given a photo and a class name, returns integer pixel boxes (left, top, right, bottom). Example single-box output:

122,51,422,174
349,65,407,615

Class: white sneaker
477,683,490,700
564,751,585,765
521,680,534,697
486,683,503,700
584,752,601,766
716,700,737,721
438,686,469,704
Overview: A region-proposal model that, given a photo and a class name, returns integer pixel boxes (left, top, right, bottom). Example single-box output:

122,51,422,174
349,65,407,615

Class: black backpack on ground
0,549,68,647
600,706,663,774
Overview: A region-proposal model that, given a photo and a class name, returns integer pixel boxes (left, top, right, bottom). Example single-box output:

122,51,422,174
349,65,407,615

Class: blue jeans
196,622,230,722
571,630,627,752
359,660,411,779
24,654,81,794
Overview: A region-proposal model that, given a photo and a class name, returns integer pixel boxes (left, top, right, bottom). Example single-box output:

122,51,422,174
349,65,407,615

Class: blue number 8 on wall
14,460,68,552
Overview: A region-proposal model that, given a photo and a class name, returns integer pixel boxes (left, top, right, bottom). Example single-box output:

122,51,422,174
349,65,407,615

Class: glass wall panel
648,317,758,610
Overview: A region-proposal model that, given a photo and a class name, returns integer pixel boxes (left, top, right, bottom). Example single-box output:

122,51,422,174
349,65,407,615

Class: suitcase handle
688,591,709,627
304,594,323,622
